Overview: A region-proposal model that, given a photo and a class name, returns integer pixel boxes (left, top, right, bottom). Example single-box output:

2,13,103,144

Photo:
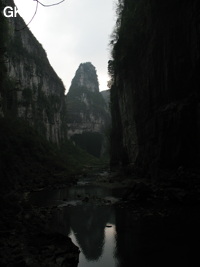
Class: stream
29,175,200,267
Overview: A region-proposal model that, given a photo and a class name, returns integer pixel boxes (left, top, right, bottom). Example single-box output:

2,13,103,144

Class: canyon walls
110,0,200,177
0,0,67,143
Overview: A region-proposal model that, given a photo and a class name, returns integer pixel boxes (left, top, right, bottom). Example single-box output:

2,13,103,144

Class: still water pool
69,222,118,267
30,179,200,267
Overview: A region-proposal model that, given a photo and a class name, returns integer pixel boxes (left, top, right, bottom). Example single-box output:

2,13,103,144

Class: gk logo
3,6,19,17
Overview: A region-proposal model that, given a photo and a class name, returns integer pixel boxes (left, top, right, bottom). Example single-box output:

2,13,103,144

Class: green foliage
0,117,102,193
109,0,124,47
109,0,151,78
0,117,55,191
59,139,100,172
0,1,104,192
71,132,103,158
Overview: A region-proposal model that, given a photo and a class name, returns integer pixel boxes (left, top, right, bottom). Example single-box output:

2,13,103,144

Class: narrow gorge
1,0,200,266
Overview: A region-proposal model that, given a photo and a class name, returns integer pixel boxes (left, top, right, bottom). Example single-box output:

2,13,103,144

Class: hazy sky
13,0,116,93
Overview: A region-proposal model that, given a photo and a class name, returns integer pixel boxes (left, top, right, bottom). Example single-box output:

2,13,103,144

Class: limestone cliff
0,0,66,143
66,62,110,157
110,0,200,176
100,89,110,110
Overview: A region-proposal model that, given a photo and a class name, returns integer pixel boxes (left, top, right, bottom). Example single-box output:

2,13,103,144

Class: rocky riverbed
1,166,200,266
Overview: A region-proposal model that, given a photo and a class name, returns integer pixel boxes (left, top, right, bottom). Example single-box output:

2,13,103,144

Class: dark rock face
110,0,200,176
100,89,110,107
0,0,67,143
66,62,111,157
0,2,79,266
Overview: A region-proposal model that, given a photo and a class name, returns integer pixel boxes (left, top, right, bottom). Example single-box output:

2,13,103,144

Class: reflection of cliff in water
114,207,142,267
30,184,200,266
115,207,200,267
70,205,114,261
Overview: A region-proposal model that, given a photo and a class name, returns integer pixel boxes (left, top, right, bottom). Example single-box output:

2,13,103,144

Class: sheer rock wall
1,0,66,143
110,0,200,176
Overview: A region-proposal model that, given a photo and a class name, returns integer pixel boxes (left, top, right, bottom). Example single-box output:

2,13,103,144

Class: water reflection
30,184,200,267
70,224,117,267
69,205,113,260
30,184,120,266
50,204,118,266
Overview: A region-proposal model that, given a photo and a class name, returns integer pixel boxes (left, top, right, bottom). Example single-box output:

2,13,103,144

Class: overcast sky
13,0,116,93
